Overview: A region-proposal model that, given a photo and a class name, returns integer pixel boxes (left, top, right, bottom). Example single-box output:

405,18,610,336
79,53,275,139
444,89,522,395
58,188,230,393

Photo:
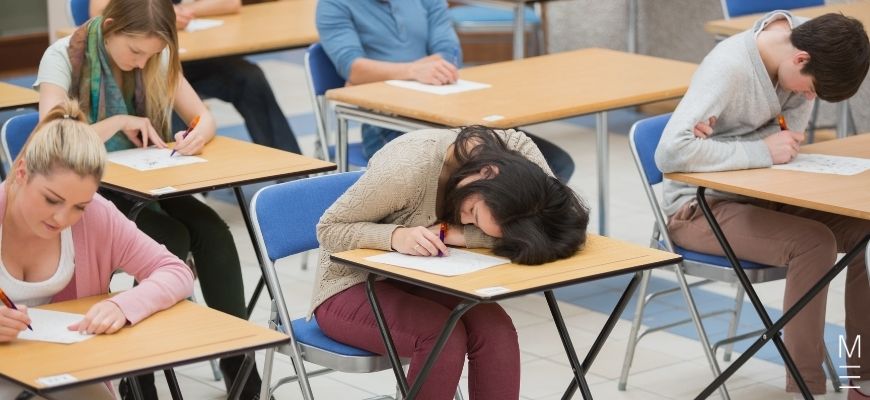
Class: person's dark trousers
361,124,575,182
100,191,267,399
177,56,302,154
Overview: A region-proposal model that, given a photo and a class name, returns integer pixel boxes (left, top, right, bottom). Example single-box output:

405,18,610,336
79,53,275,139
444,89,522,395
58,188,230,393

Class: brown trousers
668,199,870,394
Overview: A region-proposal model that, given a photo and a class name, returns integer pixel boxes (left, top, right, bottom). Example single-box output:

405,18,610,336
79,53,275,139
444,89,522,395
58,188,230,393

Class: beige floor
106,55,857,400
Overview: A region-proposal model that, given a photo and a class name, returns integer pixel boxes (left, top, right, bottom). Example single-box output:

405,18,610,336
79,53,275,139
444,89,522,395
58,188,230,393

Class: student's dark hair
439,126,589,265
791,13,870,102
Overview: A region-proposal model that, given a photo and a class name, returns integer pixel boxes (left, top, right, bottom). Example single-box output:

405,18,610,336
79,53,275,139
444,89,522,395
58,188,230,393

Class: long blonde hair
15,100,106,182
102,0,180,137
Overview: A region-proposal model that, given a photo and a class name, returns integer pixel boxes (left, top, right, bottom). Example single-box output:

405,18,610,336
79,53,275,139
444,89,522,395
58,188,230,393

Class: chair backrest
304,43,347,162
251,171,363,263
720,0,823,19
628,113,674,248
69,0,91,26
1,112,39,166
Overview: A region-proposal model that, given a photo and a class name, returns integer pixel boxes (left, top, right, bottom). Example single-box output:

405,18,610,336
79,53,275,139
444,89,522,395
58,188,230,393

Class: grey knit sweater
655,11,812,216
309,128,553,316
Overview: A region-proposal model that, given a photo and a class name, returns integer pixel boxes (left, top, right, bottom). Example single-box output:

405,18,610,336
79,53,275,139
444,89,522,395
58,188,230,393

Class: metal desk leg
365,275,477,399
227,352,256,400
337,115,349,172
128,376,146,400
696,232,870,399
836,101,851,138
512,3,526,59
233,187,274,319
627,0,638,53
596,111,609,236
560,272,642,399
163,369,184,400
692,187,813,399
14,391,35,400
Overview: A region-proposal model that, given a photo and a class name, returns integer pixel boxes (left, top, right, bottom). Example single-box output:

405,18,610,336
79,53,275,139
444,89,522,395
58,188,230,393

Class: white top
0,227,76,307
34,35,170,92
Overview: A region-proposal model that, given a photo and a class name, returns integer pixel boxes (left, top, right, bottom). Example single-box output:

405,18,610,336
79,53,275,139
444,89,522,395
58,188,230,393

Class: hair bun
47,99,87,123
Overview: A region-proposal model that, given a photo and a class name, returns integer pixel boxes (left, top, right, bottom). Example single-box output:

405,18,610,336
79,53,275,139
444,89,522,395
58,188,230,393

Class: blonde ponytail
16,99,106,181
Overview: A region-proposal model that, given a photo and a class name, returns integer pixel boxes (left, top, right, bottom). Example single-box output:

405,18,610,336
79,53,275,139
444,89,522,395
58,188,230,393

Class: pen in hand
777,114,788,131
169,115,201,157
0,288,32,331
438,222,448,257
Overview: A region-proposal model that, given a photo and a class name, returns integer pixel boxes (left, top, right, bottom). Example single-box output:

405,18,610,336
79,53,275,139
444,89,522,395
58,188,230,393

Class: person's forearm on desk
347,56,458,86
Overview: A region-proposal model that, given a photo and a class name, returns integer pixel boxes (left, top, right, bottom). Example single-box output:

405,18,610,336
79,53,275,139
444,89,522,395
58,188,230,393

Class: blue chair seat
327,142,368,168
674,245,772,270
449,5,540,25
290,317,376,357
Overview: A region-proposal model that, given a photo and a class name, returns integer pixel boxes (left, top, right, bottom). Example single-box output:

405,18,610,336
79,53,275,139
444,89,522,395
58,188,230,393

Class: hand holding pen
764,114,804,164
170,115,201,157
0,288,32,334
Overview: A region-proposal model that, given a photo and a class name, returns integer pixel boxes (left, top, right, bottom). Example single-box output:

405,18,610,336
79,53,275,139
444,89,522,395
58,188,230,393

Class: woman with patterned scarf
34,0,267,398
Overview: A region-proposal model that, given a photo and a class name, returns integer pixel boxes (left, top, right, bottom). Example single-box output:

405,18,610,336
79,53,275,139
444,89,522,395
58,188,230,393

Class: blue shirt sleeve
316,0,365,80
424,0,462,65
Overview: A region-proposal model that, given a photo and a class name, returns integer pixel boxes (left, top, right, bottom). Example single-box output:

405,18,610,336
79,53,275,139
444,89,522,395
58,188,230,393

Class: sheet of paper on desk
18,309,94,344
185,18,224,32
771,154,870,176
386,79,491,95
107,147,207,171
365,249,509,276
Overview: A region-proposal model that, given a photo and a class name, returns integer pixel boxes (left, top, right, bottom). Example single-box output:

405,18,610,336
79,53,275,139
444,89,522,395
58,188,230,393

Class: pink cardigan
0,185,194,324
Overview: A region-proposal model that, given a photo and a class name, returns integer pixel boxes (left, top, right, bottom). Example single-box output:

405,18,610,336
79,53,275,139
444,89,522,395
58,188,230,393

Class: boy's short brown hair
792,13,870,102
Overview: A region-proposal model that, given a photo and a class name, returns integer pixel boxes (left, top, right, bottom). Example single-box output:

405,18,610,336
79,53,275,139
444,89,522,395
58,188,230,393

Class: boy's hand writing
409,55,459,86
764,130,805,164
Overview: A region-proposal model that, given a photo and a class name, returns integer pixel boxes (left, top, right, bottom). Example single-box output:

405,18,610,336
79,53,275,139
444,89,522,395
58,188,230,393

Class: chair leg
260,346,276,400
673,264,731,400
723,285,745,362
824,348,842,392
618,269,652,390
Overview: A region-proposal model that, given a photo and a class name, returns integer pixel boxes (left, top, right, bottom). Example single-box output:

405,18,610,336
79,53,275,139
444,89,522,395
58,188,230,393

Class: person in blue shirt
317,0,576,183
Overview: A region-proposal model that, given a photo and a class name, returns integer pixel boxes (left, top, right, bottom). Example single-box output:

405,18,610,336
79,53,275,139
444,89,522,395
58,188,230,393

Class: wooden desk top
331,235,681,301
0,296,288,393
57,0,318,62
705,1,870,37
102,136,335,199
179,0,317,61
0,82,38,111
326,48,697,129
666,134,870,220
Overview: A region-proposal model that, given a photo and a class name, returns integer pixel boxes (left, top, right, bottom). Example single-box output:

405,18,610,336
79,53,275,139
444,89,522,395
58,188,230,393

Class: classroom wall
545,0,870,133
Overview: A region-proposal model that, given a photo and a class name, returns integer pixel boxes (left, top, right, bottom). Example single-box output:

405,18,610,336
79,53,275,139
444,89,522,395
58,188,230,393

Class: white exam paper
107,147,207,171
365,249,509,276
185,18,224,32
771,153,870,176
385,79,490,95
18,309,94,344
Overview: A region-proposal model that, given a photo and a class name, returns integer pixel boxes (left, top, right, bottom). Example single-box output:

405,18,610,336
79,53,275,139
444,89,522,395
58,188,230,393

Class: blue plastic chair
251,171,394,399
68,0,91,26
304,43,367,169
618,113,840,396
1,111,38,166
720,0,823,19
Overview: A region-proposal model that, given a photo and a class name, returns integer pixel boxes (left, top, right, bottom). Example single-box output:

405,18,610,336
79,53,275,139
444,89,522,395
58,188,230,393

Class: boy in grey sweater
655,11,870,399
